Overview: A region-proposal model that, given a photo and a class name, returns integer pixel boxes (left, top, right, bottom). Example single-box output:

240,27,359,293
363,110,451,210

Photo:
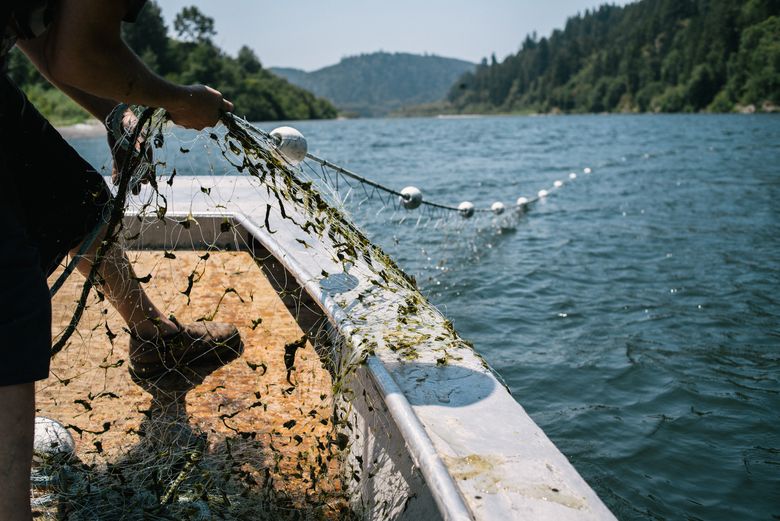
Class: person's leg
0,383,34,521
70,226,178,340
3,75,241,385
0,76,175,342
0,177,53,521
69,226,243,383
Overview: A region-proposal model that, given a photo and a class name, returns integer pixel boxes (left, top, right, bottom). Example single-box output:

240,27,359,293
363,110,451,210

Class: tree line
448,0,779,114
6,2,337,125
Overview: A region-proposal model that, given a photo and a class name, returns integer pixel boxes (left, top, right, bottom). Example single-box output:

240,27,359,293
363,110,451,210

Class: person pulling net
0,2,244,519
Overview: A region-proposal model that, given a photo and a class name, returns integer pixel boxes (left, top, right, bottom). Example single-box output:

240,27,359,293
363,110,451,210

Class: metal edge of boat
122,210,617,521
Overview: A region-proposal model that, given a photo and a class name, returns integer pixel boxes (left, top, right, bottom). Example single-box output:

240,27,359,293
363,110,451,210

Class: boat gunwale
123,210,475,521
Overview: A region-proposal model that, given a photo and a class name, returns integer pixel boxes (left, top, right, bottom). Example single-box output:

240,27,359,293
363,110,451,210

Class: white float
570,173,577,180
554,180,564,188
491,202,505,215
33,417,75,460
538,189,549,198
270,126,308,165
400,186,423,210
458,201,475,218
584,167,592,174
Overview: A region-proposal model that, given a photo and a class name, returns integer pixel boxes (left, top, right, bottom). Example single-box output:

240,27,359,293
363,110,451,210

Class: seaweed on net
37,108,488,520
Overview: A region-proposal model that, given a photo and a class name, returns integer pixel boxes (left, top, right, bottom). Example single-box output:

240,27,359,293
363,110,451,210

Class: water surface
69,114,780,520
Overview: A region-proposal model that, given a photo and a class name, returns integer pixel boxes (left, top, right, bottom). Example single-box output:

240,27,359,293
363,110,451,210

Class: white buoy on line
399,186,423,210
458,201,475,218
265,127,594,219
270,126,308,165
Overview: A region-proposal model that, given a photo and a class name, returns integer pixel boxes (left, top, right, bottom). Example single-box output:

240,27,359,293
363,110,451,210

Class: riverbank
393,100,779,118
56,118,105,138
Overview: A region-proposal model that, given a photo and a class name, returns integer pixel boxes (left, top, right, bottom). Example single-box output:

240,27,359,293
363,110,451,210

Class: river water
68,114,780,520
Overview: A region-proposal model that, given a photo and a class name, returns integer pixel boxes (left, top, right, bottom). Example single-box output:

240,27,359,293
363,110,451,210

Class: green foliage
724,15,780,107
132,3,336,121
24,84,91,126
272,52,475,117
5,46,89,124
448,0,780,114
121,1,168,66
173,5,216,43
237,46,262,75
8,1,336,124
5,47,46,88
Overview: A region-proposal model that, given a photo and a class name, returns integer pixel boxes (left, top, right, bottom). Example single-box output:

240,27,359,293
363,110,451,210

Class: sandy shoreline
55,118,105,138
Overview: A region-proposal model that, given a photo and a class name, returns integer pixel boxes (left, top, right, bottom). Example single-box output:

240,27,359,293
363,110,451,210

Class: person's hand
106,104,154,195
167,85,234,130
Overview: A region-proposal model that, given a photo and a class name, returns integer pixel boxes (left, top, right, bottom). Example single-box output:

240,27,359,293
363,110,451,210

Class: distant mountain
270,67,310,86
272,52,475,117
448,0,780,114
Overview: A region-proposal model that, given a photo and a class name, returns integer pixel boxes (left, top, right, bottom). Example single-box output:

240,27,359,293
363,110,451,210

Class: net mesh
35,110,553,519
37,112,352,520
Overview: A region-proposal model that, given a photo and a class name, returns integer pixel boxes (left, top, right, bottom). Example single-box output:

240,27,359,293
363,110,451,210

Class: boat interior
39,214,349,519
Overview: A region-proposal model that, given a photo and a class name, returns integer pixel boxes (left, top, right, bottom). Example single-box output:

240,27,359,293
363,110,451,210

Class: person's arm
16,37,116,122
37,0,232,129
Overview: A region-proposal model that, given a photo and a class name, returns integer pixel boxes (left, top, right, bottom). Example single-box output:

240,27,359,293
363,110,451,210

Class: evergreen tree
173,6,216,44
449,0,780,114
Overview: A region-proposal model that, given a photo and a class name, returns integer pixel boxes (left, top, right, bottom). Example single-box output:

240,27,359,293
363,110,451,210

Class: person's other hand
107,105,153,195
167,85,234,130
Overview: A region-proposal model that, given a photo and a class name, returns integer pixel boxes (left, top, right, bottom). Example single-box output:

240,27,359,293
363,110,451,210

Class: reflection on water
69,114,780,521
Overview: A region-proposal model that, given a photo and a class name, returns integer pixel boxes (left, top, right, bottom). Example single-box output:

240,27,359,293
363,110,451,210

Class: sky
156,1,634,71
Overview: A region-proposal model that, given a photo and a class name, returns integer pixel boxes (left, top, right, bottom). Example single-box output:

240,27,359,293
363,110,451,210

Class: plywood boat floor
39,251,347,519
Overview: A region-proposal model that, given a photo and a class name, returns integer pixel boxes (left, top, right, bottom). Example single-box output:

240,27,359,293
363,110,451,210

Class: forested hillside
6,2,336,125
272,52,475,117
448,0,780,114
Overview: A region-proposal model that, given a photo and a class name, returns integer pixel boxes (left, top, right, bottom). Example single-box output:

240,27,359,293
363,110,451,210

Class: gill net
34,107,590,520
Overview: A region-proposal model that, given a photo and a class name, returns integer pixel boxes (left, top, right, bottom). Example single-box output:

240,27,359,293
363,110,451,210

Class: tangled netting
33,106,497,520
36,104,586,519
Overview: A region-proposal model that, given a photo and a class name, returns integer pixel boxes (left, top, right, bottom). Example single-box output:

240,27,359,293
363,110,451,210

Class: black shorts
0,74,111,386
